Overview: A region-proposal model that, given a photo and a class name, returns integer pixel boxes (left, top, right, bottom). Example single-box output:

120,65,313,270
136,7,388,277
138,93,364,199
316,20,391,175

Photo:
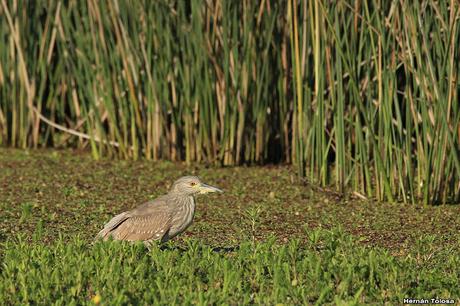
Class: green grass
1,149,460,304
1,229,459,305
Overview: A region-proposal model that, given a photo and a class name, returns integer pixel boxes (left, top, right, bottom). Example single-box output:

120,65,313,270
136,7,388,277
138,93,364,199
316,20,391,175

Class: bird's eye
190,182,197,186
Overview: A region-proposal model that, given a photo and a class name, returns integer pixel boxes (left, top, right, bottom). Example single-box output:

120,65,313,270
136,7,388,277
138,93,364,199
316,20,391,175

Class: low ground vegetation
1,149,459,304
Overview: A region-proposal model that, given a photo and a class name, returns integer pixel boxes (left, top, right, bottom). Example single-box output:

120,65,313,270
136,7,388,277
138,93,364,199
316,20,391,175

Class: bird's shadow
211,246,239,253
159,244,239,254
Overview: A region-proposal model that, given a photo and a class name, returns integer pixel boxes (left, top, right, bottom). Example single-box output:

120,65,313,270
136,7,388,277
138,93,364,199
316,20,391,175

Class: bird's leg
143,240,153,251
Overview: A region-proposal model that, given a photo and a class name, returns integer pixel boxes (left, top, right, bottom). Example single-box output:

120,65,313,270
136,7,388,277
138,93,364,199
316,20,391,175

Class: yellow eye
190,182,197,186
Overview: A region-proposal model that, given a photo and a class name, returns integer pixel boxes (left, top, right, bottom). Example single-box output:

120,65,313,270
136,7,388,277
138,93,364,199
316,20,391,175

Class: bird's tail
94,212,129,241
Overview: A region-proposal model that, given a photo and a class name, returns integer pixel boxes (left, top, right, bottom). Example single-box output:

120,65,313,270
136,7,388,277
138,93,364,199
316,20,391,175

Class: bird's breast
168,196,196,238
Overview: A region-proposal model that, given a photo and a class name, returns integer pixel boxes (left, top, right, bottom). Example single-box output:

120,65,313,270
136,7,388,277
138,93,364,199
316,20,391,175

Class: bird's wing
128,194,171,216
104,196,174,241
95,211,130,240
110,210,173,241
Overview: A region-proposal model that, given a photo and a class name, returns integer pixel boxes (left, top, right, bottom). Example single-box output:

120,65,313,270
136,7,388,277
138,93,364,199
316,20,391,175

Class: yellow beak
198,183,223,194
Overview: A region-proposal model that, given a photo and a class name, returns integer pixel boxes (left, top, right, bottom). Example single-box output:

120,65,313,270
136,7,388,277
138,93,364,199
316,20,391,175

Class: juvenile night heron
95,176,222,246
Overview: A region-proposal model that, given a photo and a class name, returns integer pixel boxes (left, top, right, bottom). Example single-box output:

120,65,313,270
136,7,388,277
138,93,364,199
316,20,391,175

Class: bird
95,176,223,247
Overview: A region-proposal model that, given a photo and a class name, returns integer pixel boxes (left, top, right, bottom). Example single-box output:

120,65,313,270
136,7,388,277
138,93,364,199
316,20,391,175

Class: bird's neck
175,195,195,224
174,194,195,207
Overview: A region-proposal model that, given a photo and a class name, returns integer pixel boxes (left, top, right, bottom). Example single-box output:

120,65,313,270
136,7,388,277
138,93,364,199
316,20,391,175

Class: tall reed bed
0,0,458,204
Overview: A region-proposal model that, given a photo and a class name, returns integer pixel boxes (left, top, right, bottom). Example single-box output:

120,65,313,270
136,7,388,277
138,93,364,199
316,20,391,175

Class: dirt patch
1,148,459,255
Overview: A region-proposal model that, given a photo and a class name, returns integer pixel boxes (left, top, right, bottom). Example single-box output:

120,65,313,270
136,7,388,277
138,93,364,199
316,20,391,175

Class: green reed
0,0,458,203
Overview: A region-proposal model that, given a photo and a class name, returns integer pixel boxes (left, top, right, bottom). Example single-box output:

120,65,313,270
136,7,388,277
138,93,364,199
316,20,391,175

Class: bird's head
170,176,223,196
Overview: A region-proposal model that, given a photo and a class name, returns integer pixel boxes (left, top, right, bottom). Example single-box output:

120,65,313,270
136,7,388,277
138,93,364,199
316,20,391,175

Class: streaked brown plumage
95,176,222,247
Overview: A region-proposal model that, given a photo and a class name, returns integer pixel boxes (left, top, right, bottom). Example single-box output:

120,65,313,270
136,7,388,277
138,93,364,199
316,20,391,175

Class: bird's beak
198,183,223,194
